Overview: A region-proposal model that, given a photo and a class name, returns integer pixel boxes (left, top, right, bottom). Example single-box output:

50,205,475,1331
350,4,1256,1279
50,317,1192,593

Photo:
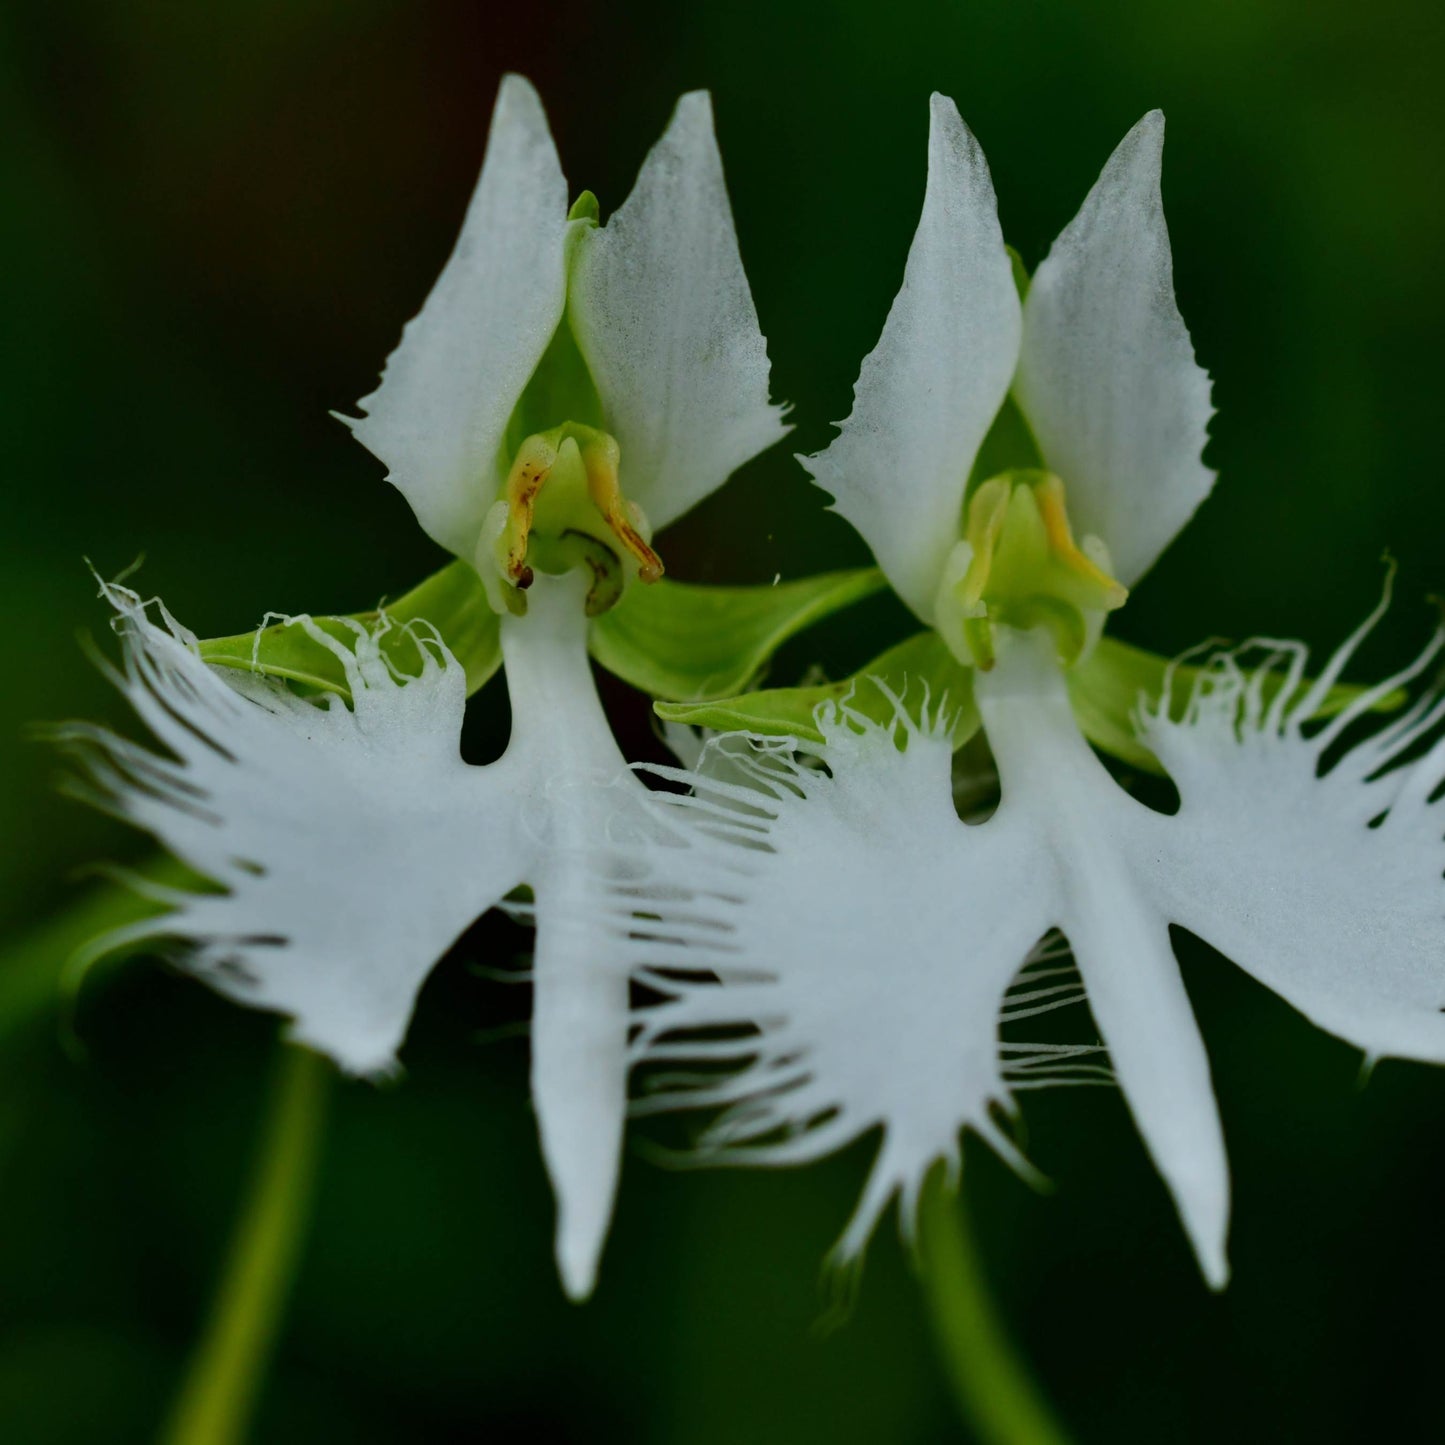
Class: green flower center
933,469,1127,670
479,422,663,619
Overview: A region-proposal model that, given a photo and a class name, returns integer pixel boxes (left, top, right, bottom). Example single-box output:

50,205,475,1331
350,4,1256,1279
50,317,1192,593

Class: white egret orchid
620,96,1445,1286
65,74,791,1299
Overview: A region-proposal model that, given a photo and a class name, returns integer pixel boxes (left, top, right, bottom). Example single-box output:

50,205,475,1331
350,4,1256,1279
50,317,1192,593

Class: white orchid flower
67,74,788,1300
618,96,1445,1286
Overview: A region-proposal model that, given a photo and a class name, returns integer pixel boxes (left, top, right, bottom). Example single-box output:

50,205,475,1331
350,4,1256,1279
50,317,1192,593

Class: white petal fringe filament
616,586,1445,1285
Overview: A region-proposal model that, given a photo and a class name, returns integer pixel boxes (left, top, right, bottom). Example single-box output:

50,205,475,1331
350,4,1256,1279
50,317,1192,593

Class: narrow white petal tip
527,884,634,1306
1202,1250,1231,1292
1109,111,1166,183
1177,1176,1231,1290
926,94,983,165
555,1216,605,1303
928,90,962,124
671,89,714,125
497,71,544,109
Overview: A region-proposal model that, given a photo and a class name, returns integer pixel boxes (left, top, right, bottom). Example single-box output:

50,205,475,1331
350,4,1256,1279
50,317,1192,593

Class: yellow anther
577,431,665,584
1029,473,1127,607
500,432,560,589
956,476,1012,615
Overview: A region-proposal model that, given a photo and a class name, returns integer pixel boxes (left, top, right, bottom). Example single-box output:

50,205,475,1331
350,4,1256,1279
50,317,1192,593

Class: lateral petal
802,95,1021,621
1015,113,1214,586
568,91,789,532
1141,600,1445,1063
65,583,530,1076
620,703,1057,1260
346,74,570,560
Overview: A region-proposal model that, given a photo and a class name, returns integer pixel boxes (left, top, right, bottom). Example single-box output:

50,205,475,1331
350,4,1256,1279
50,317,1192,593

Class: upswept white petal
66,583,524,1076
615,704,1092,1260
1014,112,1214,586
346,74,571,559
1141,600,1445,1063
802,94,1021,621
568,92,789,531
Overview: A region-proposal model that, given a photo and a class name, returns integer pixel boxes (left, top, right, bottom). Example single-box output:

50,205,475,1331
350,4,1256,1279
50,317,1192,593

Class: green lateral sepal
589,567,887,702
655,630,980,747
199,561,502,701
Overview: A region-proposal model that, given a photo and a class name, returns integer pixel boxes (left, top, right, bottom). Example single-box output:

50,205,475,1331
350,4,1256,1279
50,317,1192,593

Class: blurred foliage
2,0,1444,1439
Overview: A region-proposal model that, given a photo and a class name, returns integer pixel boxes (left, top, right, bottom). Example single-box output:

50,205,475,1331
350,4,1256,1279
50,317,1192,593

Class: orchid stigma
620,96,1445,1287
63,74,788,1300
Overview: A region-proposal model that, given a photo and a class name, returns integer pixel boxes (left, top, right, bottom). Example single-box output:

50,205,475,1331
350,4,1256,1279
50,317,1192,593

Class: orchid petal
1014,113,1214,586
568,92,789,531
802,94,1022,621
346,75,570,559
65,582,526,1076
528,895,633,1301
628,632,1234,1283
620,704,1059,1260
1142,604,1445,1063
496,575,662,1299
74,570,666,1300
976,633,1230,1286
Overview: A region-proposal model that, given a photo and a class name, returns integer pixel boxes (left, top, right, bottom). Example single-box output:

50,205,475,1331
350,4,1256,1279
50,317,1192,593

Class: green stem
160,1044,331,1445
915,1170,1072,1445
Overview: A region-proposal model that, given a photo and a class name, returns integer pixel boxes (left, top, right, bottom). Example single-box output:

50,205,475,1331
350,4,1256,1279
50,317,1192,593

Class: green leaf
655,630,979,747
589,567,888,702
1070,634,1408,774
199,561,502,701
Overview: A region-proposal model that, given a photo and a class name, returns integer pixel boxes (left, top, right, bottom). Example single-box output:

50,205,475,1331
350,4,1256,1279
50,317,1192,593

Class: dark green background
3,0,1444,1439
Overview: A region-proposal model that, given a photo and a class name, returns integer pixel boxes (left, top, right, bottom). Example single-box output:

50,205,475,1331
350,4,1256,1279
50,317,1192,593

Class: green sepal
655,630,980,748
966,395,1043,496
589,567,888,702
1070,634,1408,774
199,561,502,701
1005,243,1031,301
502,314,605,461
567,190,600,225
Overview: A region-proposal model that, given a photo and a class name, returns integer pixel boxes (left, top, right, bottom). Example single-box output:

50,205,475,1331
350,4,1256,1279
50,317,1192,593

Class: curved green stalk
160,1044,331,1445
915,1171,1072,1445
